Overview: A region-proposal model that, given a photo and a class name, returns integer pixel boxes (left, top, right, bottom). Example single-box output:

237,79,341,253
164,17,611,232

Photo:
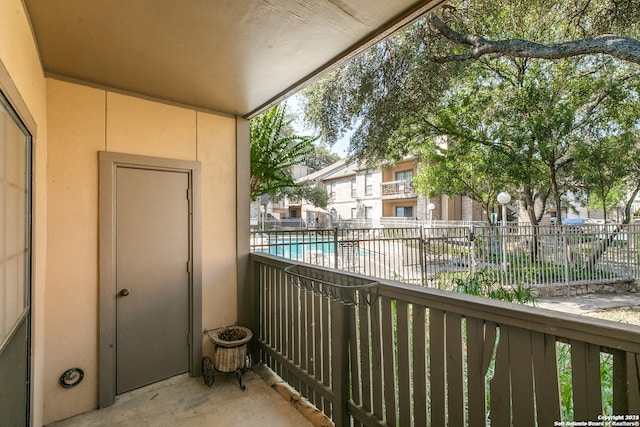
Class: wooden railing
249,253,640,426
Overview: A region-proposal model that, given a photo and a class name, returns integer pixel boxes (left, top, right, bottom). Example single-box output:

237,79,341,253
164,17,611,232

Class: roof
25,0,445,118
296,158,350,183
296,158,369,184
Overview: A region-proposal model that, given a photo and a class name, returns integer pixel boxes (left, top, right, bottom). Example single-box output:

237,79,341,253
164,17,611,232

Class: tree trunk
584,183,639,269
549,158,563,225
523,187,540,262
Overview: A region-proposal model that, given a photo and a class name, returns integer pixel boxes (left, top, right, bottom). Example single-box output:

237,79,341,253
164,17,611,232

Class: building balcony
381,180,416,199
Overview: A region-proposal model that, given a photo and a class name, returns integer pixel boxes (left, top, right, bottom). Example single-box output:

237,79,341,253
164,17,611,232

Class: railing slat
446,312,465,427
626,352,640,411
466,317,487,426
305,292,314,400
429,308,445,427
532,332,561,424
321,296,331,417
285,272,294,389
613,350,640,414
412,305,427,427
381,296,397,425
358,302,371,413
490,326,511,426
313,293,322,407
571,340,602,420
349,301,362,413
509,327,535,427
613,349,628,414
269,265,276,352
276,268,284,378
396,301,411,427
292,286,301,392
370,297,384,420
331,300,351,427
299,289,308,397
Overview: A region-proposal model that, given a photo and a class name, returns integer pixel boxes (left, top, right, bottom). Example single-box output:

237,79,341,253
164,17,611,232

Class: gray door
115,167,190,394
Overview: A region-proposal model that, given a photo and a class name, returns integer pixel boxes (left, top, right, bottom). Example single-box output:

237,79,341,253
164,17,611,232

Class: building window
395,169,413,182
0,92,32,350
351,208,357,219
351,178,356,198
365,173,373,196
365,206,373,219
395,206,413,217
330,182,336,200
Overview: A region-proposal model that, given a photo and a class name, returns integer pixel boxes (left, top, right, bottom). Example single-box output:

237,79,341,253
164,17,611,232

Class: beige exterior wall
106,93,197,160
0,0,49,425
196,112,238,355
381,159,416,182
1,2,240,424
44,80,105,422
382,200,417,218
44,79,237,423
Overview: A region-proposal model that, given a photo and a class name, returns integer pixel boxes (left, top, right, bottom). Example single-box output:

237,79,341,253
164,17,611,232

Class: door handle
119,289,130,297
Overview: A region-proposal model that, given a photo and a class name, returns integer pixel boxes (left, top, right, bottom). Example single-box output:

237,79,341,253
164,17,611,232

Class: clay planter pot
210,326,252,373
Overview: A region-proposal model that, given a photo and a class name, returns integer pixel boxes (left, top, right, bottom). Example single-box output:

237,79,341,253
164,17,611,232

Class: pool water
256,238,366,259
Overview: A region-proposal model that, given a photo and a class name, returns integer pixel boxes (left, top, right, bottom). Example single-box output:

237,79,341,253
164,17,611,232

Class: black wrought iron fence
250,223,639,291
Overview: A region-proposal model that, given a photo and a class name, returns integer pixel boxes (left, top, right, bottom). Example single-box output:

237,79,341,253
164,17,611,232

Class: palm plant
250,104,316,200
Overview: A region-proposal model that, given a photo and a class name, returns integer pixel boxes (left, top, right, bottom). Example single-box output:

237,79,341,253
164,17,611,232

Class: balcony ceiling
25,0,444,118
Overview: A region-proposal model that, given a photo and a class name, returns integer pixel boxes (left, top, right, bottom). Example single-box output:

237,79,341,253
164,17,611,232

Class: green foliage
449,269,536,304
303,144,341,173
301,0,640,224
250,104,317,200
275,181,329,209
413,134,511,222
556,343,574,420
572,130,640,222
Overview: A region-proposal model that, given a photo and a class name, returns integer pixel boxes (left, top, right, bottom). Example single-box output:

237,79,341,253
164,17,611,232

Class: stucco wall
382,200,417,218
0,0,49,425
44,80,105,423
197,112,238,350
45,79,237,423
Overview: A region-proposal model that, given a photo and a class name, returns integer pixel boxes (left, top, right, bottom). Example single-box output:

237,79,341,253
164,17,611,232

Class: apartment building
299,157,484,225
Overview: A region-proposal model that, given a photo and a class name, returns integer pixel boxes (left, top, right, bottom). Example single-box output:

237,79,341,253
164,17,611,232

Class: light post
497,192,511,273
427,202,435,228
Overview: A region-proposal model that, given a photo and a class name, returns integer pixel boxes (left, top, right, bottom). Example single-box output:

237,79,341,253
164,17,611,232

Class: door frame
0,60,36,425
99,151,202,408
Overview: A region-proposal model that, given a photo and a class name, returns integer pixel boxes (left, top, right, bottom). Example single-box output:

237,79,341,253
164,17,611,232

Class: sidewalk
536,291,640,314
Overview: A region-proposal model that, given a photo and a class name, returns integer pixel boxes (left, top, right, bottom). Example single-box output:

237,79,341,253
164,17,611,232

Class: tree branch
427,13,640,65
572,71,640,131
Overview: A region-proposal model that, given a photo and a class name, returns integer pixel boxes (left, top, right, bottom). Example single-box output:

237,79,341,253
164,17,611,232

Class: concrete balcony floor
47,368,313,427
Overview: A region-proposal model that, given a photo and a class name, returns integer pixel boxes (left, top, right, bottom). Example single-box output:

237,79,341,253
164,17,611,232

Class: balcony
249,252,640,426
381,180,416,199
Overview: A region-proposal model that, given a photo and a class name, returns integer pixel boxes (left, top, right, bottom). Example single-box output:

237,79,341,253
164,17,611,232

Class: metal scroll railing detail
284,264,379,307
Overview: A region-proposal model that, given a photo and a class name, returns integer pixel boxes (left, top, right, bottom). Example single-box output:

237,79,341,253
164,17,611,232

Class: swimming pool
255,238,368,259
